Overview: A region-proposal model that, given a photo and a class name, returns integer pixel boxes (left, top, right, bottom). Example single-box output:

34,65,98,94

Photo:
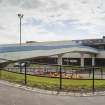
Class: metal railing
0,63,105,93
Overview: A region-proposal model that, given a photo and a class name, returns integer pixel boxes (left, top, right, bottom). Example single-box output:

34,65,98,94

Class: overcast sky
0,0,105,44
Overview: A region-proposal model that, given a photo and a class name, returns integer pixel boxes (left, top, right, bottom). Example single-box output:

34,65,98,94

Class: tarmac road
0,81,105,105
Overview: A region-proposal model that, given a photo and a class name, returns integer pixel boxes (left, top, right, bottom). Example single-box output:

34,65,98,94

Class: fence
0,63,105,93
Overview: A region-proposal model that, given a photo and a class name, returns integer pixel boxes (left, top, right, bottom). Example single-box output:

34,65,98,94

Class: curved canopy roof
0,41,99,63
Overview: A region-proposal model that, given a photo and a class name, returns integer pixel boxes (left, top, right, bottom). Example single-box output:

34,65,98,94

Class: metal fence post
92,66,95,93
59,65,62,90
24,63,27,85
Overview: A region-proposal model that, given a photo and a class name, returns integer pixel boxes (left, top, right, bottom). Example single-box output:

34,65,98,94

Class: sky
0,0,105,44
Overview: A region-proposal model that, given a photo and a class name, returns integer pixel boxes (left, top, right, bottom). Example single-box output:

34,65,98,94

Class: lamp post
18,13,24,45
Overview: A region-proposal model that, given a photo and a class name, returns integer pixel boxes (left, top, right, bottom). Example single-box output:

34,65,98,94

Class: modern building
0,36,105,67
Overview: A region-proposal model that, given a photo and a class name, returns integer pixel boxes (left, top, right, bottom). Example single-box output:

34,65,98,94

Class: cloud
0,25,6,30
0,0,105,44
20,0,45,9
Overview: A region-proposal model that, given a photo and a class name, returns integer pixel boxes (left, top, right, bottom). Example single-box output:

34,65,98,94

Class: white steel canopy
0,41,99,63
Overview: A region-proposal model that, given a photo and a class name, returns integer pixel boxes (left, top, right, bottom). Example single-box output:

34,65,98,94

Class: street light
18,13,24,45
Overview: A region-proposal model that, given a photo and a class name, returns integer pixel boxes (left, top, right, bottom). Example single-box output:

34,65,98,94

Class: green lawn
1,70,105,92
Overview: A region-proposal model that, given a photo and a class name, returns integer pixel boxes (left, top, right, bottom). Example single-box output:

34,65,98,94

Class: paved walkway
0,80,105,105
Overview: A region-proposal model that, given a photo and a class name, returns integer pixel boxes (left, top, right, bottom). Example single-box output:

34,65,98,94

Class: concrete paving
0,81,105,105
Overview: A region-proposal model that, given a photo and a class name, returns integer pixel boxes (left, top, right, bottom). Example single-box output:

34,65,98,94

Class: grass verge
1,70,105,92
